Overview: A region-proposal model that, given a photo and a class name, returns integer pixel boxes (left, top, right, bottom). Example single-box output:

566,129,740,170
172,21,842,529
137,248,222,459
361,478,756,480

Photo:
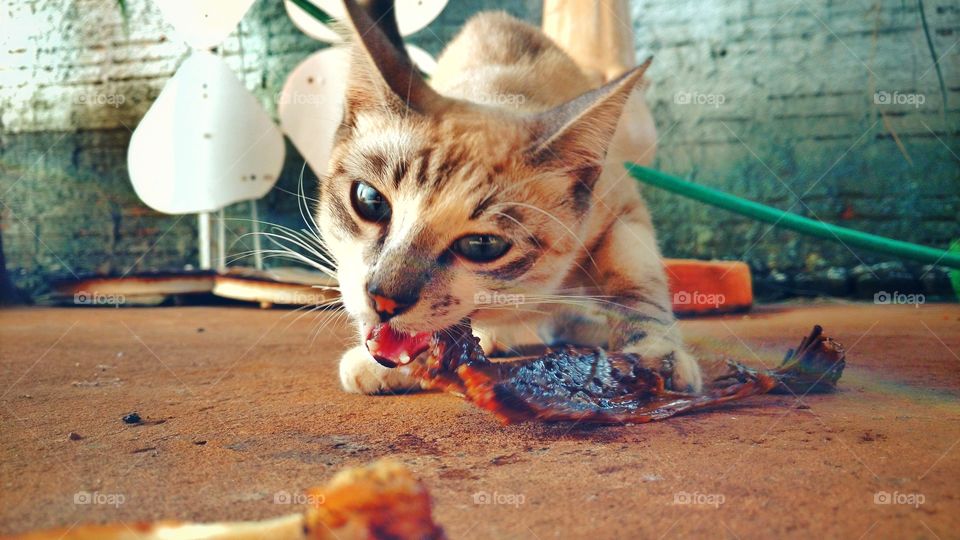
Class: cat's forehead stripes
469,191,497,220
413,148,433,187
430,144,471,188
361,152,389,178
347,142,410,185
570,164,602,215
391,159,409,188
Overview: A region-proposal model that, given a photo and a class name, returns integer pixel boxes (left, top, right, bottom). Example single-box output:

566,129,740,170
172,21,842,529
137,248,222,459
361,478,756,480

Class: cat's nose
367,288,417,321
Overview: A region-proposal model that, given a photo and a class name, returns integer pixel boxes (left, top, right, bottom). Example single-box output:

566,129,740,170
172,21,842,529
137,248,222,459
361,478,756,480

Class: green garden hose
625,163,960,271
289,0,335,25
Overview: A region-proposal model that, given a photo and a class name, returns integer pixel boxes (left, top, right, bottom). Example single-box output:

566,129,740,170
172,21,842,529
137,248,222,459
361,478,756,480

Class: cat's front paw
668,348,703,393
624,339,703,393
338,345,422,395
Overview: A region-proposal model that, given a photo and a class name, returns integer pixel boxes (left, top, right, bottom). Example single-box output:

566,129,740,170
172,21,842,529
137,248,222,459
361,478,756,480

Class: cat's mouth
365,323,433,368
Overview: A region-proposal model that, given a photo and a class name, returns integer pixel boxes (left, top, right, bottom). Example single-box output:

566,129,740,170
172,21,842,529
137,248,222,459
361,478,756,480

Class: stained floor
1,303,959,538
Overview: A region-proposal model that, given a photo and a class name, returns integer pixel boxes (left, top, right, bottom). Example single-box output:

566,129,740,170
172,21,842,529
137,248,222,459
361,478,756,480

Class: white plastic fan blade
277,46,350,177
405,44,437,76
285,0,448,42
154,0,256,50
128,51,285,214
392,0,448,36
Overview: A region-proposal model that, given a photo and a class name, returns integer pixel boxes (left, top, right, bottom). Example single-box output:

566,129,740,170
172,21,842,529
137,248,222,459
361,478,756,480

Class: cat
317,0,703,395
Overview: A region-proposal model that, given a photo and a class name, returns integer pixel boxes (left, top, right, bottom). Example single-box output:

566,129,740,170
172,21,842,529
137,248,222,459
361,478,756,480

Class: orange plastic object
665,259,753,315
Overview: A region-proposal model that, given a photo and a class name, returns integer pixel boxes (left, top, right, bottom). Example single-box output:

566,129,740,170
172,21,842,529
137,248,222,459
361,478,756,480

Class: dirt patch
1,303,958,538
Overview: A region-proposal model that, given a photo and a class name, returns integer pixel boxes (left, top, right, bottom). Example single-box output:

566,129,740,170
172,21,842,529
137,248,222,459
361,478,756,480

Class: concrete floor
1,303,959,538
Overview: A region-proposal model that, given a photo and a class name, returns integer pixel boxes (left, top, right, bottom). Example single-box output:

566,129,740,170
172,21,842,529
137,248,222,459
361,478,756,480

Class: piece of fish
409,323,845,424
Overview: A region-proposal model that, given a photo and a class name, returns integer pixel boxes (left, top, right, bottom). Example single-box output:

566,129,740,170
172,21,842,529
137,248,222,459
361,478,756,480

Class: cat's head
317,0,649,346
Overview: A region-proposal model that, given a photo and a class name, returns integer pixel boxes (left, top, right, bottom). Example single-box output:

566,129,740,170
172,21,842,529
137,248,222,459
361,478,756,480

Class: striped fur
320,8,702,394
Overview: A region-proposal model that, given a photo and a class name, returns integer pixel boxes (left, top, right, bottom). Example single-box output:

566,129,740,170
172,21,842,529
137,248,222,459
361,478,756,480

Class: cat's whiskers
475,306,551,317
226,248,335,278
512,293,666,319
311,307,351,346
246,230,335,270
492,206,610,284
296,163,330,253
490,201,600,273
224,224,343,343
223,215,337,277
227,162,338,279
492,210,540,248
271,185,321,204
226,221,337,278
283,299,344,333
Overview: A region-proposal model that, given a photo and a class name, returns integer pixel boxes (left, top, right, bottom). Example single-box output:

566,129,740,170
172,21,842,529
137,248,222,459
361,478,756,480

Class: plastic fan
128,51,285,215
277,47,350,179
153,0,257,50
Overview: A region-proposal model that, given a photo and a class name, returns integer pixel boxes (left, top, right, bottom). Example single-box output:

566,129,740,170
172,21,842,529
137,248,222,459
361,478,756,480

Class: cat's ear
340,0,451,125
526,57,652,168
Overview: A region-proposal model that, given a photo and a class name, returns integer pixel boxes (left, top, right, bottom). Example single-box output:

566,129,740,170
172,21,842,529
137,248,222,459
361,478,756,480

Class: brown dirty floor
1,303,959,539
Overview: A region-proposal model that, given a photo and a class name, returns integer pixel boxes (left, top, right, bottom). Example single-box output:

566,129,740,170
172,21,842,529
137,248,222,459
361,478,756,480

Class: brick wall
633,0,959,275
0,0,538,298
0,0,957,300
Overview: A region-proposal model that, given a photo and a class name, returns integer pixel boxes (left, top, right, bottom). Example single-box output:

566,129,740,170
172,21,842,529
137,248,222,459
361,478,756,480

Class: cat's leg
588,217,703,392
536,302,608,348
473,320,546,355
338,345,422,394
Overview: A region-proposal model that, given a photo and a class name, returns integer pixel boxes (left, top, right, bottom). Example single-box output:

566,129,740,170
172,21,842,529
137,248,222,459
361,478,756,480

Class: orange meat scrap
4,460,445,540
305,459,446,539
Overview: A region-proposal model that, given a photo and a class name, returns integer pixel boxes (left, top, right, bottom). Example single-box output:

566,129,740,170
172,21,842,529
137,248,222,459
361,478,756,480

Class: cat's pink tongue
365,323,432,368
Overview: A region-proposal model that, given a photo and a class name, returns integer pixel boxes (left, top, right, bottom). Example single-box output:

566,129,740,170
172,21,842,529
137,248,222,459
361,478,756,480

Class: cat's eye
452,234,511,263
350,181,391,223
